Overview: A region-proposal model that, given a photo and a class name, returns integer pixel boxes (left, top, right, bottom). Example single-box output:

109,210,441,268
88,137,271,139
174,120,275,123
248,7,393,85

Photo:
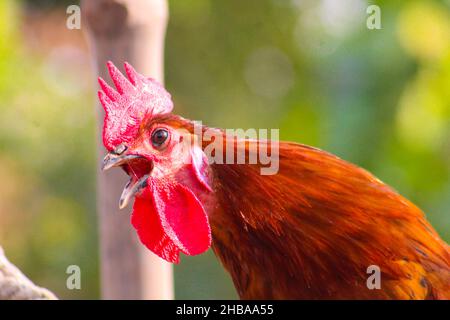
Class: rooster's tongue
119,174,149,209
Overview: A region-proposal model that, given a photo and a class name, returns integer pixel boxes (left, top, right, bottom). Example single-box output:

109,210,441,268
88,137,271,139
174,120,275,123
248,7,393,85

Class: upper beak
102,153,142,171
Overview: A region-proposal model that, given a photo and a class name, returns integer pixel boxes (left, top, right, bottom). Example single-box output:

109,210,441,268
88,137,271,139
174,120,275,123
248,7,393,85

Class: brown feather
147,114,450,299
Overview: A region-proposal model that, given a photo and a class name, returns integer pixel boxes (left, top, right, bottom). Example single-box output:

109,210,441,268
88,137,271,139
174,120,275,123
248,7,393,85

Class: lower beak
119,174,149,209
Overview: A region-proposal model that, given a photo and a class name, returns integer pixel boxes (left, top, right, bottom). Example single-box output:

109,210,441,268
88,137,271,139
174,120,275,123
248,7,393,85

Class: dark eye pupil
152,128,169,147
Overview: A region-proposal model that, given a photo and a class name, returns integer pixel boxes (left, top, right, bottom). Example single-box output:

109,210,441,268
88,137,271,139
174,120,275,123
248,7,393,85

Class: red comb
98,61,173,151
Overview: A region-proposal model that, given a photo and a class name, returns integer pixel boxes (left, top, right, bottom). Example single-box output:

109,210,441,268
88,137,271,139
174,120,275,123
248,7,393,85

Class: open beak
102,152,151,210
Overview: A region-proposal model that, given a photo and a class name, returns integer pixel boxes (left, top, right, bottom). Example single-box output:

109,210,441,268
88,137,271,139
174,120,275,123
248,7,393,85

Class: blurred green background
0,0,449,299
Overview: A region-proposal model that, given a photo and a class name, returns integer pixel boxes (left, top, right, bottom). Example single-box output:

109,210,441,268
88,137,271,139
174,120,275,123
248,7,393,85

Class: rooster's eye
151,128,169,148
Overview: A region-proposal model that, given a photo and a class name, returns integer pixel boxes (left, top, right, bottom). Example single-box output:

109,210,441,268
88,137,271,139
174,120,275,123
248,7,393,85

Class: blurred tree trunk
82,0,173,299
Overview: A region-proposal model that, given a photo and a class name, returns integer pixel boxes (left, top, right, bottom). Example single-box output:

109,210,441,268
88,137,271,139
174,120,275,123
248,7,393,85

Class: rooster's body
210,137,450,299
98,62,450,299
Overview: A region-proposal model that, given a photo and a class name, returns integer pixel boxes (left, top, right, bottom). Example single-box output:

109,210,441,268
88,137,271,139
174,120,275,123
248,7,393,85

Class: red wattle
131,178,211,263
150,179,212,256
131,188,180,263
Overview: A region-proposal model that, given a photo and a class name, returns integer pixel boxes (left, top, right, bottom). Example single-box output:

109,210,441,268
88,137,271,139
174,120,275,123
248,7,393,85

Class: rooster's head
99,62,212,263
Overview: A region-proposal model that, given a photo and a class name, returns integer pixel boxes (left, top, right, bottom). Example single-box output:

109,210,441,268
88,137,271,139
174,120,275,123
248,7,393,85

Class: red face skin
99,62,212,263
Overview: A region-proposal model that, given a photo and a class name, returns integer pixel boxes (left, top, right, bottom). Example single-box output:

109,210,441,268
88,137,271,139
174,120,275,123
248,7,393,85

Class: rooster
98,62,450,299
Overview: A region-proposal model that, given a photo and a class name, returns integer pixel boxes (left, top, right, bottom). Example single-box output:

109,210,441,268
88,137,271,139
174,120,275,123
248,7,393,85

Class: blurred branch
0,247,57,300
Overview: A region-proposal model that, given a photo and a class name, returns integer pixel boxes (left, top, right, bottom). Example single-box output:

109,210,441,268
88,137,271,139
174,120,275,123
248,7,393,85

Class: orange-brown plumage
143,114,450,299
210,140,450,299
